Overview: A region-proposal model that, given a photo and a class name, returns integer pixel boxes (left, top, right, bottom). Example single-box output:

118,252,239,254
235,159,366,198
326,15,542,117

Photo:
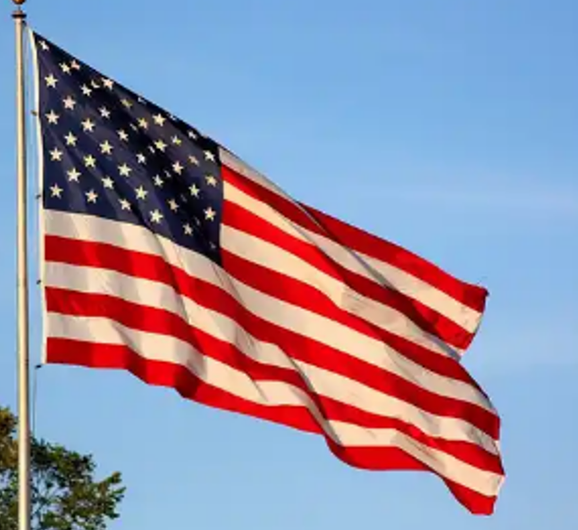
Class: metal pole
13,1,31,530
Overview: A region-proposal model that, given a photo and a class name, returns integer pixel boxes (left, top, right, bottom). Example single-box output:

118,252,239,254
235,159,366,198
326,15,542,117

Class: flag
31,31,504,514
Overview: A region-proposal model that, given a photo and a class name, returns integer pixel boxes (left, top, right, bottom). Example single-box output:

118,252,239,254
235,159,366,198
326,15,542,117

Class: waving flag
32,31,504,514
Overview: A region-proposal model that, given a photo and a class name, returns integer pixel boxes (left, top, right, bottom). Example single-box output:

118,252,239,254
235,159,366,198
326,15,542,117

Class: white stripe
45,261,498,451
221,223,458,358
44,211,496,416
46,312,503,498
221,161,481,335
220,147,293,199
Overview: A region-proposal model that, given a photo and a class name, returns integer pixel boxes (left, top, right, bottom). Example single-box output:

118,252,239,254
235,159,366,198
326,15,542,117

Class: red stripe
44,235,499,439
222,165,488,313
222,249,487,393
46,285,501,458
45,234,478,386
223,199,474,350
45,337,499,515
46,287,503,473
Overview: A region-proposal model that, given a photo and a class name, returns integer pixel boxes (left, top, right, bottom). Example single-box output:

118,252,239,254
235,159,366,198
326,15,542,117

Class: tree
0,407,125,530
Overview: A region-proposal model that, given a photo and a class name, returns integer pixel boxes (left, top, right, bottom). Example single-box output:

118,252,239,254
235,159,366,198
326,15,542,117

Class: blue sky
1,0,577,527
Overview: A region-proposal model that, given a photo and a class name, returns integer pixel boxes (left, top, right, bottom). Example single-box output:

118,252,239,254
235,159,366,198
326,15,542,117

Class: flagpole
13,1,31,530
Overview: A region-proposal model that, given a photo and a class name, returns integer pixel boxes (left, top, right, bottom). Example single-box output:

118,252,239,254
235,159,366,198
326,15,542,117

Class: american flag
32,31,504,514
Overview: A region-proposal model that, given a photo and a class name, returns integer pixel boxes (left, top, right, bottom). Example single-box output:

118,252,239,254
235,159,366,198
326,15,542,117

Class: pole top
12,0,26,19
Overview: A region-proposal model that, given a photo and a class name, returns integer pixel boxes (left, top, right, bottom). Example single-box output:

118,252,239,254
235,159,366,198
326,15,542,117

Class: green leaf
0,407,125,530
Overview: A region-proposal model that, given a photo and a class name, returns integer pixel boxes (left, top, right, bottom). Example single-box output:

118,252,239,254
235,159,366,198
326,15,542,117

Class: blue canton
34,32,223,265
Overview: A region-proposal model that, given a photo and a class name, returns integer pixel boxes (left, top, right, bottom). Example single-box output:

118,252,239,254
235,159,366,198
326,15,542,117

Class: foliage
0,407,125,530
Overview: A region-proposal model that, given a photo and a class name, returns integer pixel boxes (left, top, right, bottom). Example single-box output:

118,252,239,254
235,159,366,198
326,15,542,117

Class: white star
119,198,131,211
81,118,95,132
70,60,81,70
67,168,81,182
138,118,148,129
45,74,58,88
59,62,71,74
153,175,164,187
102,176,114,189
152,114,166,126
205,174,218,187
136,153,147,165
118,130,129,142
121,99,133,109
150,210,163,224
189,184,200,197
188,155,199,166
188,130,197,140
49,148,63,161
171,135,182,146
99,107,111,119
39,41,49,51
62,96,76,110
204,150,216,162
135,186,148,200
168,199,179,212
84,155,97,168
80,85,92,97
64,133,77,146
204,207,216,221
154,140,167,152
49,183,62,198
85,189,98,203
172,161,184,174
118,163,132,177
183,223,193,235
102,78,114,90
100,141,114,155
45,110,59,124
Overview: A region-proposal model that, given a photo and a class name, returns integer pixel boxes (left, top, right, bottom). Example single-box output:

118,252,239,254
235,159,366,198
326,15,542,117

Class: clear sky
1,0,577,527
